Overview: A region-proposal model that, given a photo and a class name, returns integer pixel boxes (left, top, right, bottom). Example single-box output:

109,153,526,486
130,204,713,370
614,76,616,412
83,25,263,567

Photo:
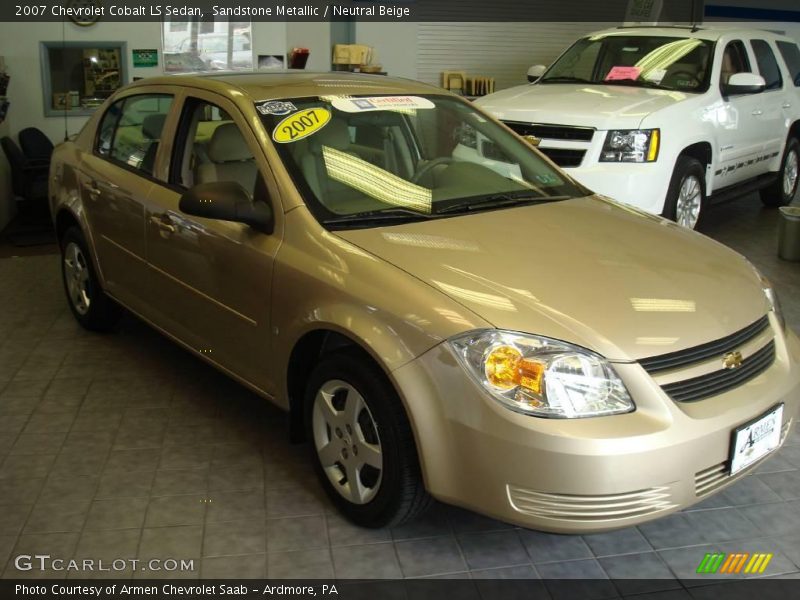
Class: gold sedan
50,73,800,532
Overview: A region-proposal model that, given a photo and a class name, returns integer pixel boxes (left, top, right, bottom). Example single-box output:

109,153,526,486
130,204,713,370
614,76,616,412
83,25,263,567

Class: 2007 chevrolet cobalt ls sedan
50,72,800,531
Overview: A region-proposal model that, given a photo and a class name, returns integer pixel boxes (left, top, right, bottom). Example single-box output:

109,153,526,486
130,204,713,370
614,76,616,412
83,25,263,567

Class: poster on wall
133,49,158,68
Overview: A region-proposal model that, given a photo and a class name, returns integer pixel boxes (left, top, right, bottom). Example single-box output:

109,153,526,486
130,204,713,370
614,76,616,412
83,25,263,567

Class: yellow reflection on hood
636,337,680,346
630,298,696,312
433,281,517,312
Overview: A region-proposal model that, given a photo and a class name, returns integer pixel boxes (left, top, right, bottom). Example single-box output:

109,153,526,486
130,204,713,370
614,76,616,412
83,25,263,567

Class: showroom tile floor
1,194,800,582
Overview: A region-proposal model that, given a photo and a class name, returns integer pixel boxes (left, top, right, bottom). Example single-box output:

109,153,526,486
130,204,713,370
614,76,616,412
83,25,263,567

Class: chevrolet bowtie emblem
524,135,541,147
722,351,744,370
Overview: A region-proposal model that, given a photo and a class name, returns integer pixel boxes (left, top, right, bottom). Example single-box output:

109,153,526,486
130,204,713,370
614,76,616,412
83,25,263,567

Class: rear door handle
751,109,763,116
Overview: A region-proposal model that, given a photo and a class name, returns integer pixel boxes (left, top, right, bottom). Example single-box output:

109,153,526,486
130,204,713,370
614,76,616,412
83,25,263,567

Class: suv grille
661,341,775,403
503,121,595,142
640,316,770,374
538,148,586,168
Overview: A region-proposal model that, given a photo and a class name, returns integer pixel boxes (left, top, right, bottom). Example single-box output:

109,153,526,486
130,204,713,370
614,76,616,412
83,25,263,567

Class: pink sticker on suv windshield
605,66,642,81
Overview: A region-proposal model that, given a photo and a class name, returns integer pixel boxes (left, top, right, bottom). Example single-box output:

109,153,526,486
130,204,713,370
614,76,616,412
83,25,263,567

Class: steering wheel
667,71,701,87
411,157,456,184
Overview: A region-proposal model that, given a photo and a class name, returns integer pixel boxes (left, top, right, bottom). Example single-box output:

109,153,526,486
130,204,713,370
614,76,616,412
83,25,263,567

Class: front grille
507,485,675,522
662,341,775,403
539,148,586,168
640,316,770,374
503,121,595,142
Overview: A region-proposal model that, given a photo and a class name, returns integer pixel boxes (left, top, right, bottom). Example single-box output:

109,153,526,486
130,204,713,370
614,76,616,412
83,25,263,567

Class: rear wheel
662,156,706,230
761,137,799,207
304,350,431,527
60,227,121,332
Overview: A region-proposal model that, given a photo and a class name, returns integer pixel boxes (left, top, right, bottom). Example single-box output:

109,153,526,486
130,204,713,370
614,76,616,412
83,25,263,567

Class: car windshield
258,94,587,228
541,34,714,92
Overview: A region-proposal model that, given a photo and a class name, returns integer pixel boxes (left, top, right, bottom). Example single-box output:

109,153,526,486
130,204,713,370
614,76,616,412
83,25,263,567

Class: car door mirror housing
527,65,547,83
723,72,766,96
179,182,274,233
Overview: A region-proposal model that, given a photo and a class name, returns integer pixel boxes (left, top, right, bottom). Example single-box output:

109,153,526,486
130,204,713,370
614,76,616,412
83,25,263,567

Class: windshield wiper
540,76,593,84
321,207,434,228
603,79,673,90
436,193,569,215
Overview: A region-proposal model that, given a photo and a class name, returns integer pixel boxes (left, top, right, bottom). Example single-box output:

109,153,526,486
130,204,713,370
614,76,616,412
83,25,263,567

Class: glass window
720,40,751,87
41,42,127,117
172,99,258,194
776,41,800,87
540,35,713,92
259,95,586,229
751,39,783,90
97,94,173,177
162,19,252,73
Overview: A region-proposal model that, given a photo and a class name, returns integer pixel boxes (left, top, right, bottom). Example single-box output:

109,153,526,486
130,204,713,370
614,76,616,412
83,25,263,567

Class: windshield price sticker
256,100,297,116
272,108,331,144
605,66,642,81
332,96,435,113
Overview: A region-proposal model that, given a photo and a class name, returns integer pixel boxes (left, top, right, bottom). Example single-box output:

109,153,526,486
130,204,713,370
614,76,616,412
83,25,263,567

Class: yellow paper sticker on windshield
272,108,331,144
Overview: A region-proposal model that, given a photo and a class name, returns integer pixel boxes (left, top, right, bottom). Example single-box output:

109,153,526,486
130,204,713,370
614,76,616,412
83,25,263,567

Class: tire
662,156,707,230
761,137,799,207
60,226,121,332
304,349,431,528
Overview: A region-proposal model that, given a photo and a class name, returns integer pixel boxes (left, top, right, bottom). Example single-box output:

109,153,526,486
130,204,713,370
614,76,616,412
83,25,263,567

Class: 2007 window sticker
272,108,331,144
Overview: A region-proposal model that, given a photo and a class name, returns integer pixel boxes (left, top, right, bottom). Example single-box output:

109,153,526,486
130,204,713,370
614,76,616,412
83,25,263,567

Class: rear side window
776,40,800,86
95,94,173,177
751,39,783,90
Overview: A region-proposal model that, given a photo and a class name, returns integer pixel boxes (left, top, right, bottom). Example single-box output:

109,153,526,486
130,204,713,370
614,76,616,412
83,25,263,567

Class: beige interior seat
194,122,257,192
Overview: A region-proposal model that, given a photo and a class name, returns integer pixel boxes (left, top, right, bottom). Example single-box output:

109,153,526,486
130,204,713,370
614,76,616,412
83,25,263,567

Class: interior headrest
312,119,350,152
208,122,252,162
142,114,166,140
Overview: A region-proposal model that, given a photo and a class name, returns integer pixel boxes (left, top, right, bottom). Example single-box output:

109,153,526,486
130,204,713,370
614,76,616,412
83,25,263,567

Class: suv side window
776,40,800,87
720,40,751,86
96,94,173,177
751,39,783,90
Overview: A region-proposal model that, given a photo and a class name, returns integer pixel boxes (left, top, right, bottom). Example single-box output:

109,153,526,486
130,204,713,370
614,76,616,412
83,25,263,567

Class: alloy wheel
311,379,383,505
676,175,702,229
63,242,91,315
784,148,798,199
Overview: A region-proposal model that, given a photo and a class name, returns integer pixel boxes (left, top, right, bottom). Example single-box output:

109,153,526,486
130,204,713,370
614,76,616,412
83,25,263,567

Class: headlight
449,330,635,418
600,129,660,163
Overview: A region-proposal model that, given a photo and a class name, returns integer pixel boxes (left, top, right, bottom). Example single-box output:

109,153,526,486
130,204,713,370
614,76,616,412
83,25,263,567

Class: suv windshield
258,95,587,228
541,34,714,92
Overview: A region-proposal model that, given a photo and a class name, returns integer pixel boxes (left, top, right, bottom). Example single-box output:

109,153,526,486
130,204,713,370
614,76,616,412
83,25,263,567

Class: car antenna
62,17,69,142
690,0,700,32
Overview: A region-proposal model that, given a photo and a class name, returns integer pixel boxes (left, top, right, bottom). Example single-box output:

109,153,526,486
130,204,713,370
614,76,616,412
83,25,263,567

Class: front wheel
761,137,799,207
304,350,431,528
662,156,707,230
60,227,121,332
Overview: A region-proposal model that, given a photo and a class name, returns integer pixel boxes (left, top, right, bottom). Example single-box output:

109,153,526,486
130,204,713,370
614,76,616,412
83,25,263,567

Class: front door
142,92,282,394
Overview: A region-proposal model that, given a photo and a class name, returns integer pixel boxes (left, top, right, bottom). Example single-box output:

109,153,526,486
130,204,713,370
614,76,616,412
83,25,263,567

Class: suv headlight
449,330,635,418
600,129,660,163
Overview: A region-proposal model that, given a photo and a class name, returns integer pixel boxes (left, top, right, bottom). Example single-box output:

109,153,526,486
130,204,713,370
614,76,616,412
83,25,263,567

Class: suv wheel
304,350,431,528
60,227,121,331
761,137,799,207
663,156,706,229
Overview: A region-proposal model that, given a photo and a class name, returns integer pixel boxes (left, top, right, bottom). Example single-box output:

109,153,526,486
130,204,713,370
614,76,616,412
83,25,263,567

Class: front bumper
392,323,800,533
559,158,673,215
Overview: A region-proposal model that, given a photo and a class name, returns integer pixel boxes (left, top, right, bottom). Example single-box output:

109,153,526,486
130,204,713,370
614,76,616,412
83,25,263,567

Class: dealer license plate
730,404,784,475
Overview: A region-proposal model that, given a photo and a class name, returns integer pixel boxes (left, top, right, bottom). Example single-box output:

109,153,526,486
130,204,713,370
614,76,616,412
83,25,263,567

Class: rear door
141,90,283,394
78,90,174,315
748,38,788,170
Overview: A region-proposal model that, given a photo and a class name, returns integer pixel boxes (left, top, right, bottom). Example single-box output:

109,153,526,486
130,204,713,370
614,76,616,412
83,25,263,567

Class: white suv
476,27,800,229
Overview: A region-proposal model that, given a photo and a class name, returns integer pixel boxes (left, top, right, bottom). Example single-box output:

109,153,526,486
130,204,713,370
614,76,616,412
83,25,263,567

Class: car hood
476,83,692,130
335,197,769,362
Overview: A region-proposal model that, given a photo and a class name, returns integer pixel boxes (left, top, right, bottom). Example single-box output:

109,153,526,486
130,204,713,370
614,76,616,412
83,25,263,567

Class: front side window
776,41,800,87
751,39,783,90
258,95,587,229
96,94,173,177
720,40,751,86
541,35,713,92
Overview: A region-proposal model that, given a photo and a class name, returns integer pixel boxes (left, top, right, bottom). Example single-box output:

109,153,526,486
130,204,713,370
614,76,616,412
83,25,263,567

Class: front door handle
149,214,176,234
751,109,763,116
82,181,101,199
783,102,792,109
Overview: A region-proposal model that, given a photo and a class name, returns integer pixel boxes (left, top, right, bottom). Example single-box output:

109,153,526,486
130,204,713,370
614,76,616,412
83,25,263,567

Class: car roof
587,25,796,43
124,71,443,102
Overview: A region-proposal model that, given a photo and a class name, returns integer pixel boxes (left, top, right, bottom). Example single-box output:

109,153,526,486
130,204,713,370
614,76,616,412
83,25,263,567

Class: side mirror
527,65,546,83
179,181,273,233
723,72,766,96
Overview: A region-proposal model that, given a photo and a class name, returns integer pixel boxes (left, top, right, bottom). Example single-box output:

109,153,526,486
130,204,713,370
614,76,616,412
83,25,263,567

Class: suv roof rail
615,25,705,30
